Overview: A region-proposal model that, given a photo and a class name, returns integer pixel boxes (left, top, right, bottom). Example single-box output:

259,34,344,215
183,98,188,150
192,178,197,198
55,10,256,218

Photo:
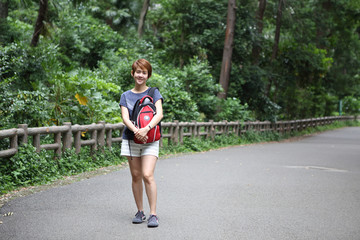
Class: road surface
1,127,360,239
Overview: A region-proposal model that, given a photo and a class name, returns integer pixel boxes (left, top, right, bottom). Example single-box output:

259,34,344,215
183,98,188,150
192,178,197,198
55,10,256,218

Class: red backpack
131,87,161,144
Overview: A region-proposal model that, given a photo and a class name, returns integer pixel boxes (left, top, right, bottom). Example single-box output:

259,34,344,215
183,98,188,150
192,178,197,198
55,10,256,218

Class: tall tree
30,0,48,47
251,0,267,65
0,0,8,20
138,0,150,38
266,0,284,99
270,0,284,61
218,0,236,99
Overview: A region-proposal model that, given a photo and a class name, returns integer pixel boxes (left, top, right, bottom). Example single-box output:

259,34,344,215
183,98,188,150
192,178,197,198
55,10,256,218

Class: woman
119,59,163,228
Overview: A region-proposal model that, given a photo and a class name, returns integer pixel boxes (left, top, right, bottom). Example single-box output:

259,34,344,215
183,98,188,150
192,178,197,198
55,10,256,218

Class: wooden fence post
212,120,216,140
235,121,240,136
179,123,184,144
91,126,98,152
173,120,179,145
63,122,72,151
98,121,105,152
33,133,41,153
223,120,228,135
191,120,200,137
192,120,197,138
10,131,18,153
18,124,28,144
106,128,112,149
74,127,81,154
287,121,291,134
54,132,62,157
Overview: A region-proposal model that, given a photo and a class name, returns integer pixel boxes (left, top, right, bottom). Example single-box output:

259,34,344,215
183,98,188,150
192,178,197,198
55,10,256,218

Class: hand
135,128,149,143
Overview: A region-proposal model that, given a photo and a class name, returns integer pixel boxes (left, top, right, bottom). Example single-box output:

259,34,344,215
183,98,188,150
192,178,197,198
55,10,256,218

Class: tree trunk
0,0,9,20
316,0,333,49
270,0,284,61
31,0,48,47
266,0,284,97
251,0,267,65
137,0,150,38
218,0,236,100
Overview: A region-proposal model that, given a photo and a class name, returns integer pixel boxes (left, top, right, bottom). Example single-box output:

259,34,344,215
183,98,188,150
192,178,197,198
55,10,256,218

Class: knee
142,172,154,184
131,170,142,183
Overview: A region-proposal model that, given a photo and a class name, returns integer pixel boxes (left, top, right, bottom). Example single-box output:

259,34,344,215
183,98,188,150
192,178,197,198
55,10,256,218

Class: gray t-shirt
119,87,163,140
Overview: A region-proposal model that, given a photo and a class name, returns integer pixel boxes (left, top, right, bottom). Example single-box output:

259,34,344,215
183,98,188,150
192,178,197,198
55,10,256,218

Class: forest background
1,0,360,130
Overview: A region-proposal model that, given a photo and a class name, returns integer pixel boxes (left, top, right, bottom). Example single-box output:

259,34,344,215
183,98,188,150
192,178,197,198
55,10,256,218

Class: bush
0,81,52,129
55,8,125,69
215,97,252,122
0,144,125,194
343,96,360,117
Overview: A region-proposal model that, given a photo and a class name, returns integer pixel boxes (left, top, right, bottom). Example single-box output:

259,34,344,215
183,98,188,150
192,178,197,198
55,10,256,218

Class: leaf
75,93,88,106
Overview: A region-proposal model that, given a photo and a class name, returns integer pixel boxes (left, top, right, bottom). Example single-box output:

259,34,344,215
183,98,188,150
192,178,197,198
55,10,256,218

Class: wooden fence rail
0,116,354,158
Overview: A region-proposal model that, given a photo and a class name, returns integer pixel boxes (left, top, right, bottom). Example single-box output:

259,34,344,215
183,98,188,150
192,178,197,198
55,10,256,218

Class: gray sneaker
132,211,146,224
147,214,159,228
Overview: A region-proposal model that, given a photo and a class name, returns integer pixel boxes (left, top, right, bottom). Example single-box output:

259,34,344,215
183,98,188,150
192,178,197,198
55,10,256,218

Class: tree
218,0,236,99
138,0,150,37
147,0,227,68
270,0,284,61
30,0,48,47
0,0,9,20
266,0,284,99
251,0,267,65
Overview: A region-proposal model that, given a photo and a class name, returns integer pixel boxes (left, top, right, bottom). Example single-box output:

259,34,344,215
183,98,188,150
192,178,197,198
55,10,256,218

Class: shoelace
148,215,158,222
135,211,144,218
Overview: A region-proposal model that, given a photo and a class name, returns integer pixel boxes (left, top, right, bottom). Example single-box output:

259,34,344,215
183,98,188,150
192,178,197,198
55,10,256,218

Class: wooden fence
0,116,354,158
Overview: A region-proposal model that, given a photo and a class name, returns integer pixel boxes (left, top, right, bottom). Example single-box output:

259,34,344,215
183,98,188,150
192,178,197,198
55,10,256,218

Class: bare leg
141,155,158,215
127,156,144,211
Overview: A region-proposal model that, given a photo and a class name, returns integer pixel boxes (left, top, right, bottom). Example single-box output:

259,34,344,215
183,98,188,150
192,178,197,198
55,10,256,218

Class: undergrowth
161,120,360,155
0,120,359,195
0,145,126,194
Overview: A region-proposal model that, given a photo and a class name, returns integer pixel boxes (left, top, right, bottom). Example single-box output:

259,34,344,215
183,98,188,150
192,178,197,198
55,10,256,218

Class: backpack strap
147,87,158,98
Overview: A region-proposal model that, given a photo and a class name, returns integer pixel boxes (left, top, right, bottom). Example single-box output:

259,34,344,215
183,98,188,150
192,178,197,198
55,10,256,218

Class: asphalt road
1,127,360,240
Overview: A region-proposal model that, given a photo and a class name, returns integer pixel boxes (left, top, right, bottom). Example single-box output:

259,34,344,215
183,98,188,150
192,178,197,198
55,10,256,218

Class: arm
120,105,139,134
148,99,164,129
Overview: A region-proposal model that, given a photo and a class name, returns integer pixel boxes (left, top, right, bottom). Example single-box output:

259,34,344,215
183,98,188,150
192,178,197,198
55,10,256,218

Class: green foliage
0,144,125,194
174,58,221,120
85,0,140,32
215,98,252,122
147,0,227,67
2,0,360,196
0,80,51,129
232,64,281,121
55,7,125,69
48,69,122,125
151,71,200,122
343,96,360,116
1,0,360,129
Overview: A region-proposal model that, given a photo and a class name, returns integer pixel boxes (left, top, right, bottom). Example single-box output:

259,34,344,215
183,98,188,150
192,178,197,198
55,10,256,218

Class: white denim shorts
121,139,159,158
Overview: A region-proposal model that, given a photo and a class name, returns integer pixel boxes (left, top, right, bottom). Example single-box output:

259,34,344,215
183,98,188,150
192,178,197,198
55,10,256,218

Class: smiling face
132,67,149,86
131,59,152,87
